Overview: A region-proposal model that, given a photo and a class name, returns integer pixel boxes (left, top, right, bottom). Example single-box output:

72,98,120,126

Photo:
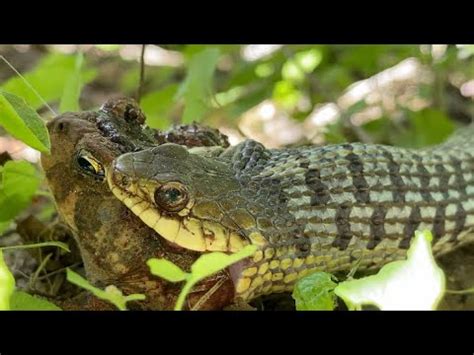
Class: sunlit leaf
10,291,61,310
147,258,187,283
0,161,41,222
189,245,258,282
292,271,338,310
0,91,50,152
0,250,15,310
334,230,445,310
66,269,145,311
59,52,84,113
177,48,220,123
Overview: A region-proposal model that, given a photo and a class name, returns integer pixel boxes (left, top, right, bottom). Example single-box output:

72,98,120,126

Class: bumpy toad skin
40,99,235,310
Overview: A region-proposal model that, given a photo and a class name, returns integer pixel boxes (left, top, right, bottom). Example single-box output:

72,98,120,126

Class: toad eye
154,183,188,212
76,152,105,179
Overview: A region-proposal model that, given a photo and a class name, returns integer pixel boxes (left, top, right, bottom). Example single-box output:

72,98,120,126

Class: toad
41,98,235,310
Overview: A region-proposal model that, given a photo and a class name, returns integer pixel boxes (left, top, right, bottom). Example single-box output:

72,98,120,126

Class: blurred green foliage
1,52,96,110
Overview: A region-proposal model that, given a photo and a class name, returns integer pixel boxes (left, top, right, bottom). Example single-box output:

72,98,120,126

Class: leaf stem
0,241,70,253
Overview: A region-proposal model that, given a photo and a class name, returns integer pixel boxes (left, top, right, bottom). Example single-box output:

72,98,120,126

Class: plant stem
175,281,195,311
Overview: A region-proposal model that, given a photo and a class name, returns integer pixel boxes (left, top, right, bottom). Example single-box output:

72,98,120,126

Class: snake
106,124,474,301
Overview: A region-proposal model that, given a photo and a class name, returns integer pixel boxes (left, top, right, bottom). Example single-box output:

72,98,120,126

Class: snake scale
107,123,474,301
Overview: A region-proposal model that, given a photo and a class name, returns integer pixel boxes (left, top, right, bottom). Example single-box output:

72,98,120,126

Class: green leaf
0,91,50,152
1,53,97,110
292,272,338,311
141,84,179,129
147,258,187,283
10,291,61,310
334,230,445,310
59,52,84,113
189,245,258,283
177,48,220,123
0,161,41,222
0,250,15,310
66,269,145,311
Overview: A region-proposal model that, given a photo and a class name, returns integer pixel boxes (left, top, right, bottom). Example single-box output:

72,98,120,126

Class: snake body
107,124,474,301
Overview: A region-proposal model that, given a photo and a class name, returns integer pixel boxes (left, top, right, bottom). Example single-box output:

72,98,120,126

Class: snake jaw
107,158,253,253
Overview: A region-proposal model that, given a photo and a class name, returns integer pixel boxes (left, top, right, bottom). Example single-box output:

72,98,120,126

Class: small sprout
148,259,187,283
66,269,145,311
334,230,445,310
292,271,338,311
148,244,258,310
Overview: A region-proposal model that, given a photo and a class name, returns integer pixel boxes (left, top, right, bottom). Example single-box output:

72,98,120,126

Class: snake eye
154,182,188,212
76,152,105,179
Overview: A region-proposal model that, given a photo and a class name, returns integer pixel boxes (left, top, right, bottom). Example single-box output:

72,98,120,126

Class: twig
137,45,146,103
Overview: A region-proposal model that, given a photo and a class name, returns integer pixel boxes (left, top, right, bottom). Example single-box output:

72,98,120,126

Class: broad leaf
334,230,445,310
0,91,50,152
177,48,220,123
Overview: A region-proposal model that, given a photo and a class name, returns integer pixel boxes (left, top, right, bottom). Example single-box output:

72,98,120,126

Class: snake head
107,143,263,253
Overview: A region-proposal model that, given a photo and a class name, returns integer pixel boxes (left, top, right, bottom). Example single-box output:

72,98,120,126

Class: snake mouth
106,159,250,253
107,159,263,300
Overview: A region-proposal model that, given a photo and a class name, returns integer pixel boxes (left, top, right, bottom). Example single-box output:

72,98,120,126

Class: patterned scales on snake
107,124,474,301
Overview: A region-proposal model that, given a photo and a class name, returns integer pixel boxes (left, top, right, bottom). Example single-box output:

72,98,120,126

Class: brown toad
41,98,235,310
